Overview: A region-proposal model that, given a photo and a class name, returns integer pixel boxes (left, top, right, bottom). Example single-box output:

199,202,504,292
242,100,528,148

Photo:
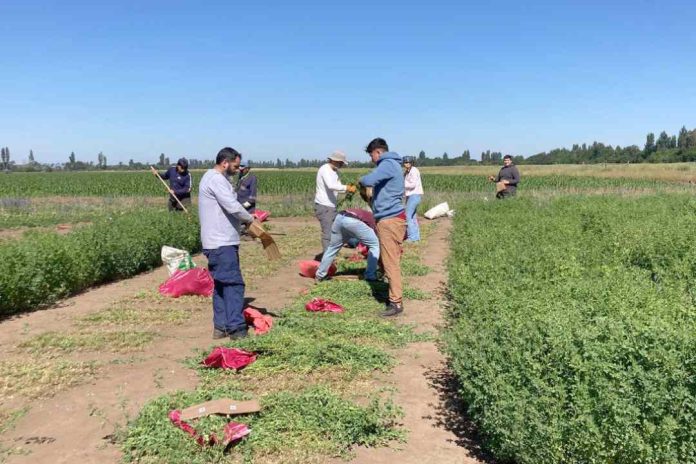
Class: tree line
3,125,695,172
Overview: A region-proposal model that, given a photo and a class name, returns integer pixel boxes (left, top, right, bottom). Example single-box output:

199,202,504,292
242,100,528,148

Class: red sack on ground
305,298,345,313
169,410,250,447
253,210,270,222
202,347,257,370
243,307,273,335
357,243,369,257
159,268,214,298
298,260,337,278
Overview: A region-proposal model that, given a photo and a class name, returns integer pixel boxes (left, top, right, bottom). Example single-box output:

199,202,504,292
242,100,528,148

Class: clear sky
1,0,694,165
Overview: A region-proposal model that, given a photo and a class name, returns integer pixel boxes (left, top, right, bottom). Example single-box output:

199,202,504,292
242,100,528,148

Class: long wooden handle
150,166,189,214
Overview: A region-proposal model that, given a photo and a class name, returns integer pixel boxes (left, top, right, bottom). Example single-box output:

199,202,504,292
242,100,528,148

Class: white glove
243,201,251,209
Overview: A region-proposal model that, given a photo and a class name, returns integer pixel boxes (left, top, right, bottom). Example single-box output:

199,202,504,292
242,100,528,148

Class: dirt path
344,219,494,464
0,217,317,464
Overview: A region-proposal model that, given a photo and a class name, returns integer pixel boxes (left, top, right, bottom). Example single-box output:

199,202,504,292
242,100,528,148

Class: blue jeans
203,245,246,333
316,214,380,280
405,194,422,241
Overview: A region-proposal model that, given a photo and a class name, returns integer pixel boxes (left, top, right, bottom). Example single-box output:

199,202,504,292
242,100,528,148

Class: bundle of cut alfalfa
247,220,282,260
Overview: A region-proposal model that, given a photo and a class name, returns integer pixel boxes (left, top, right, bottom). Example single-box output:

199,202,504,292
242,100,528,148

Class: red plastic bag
253,210,270,222
305,298,345,313
243,307,273,335
357,243,369,257
169,410,250,447
159,268,214,298
298,260,336,278
202,347,257,370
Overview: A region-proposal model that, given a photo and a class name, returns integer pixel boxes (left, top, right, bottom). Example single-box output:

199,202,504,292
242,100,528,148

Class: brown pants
376,216,406,304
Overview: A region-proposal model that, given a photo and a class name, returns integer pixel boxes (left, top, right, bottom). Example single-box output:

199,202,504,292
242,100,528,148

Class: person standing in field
488,154,520,199
199,147,255,340
314,151,356,259
235,162,257,213
155,158,192,211
402,156,423,241
315,208,380,283
360,138,407,317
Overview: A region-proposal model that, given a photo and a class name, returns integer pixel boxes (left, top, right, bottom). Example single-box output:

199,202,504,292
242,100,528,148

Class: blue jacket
236,173,257,205
161,167,192,199
359,152,405,220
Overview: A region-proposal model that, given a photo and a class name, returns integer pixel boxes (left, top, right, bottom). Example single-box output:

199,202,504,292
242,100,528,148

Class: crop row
0,212,200,315
446,194,696,463
0,170,676,197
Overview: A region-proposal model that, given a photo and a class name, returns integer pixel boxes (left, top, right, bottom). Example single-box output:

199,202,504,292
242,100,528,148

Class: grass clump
122,386,403,464
0,359,98,400
20,330,156,354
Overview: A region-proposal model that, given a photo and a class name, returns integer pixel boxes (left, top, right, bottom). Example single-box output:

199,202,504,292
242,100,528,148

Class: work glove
243,201,251,209
346,183,357,194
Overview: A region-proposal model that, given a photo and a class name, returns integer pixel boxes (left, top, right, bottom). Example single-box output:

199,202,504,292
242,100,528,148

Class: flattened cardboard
180,399,261,421
495,181,507,193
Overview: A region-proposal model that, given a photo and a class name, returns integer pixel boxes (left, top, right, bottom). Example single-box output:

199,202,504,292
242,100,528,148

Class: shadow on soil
424,365,499,464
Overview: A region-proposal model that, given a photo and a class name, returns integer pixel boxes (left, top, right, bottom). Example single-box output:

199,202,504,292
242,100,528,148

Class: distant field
418,162,696,182
1,167,692,198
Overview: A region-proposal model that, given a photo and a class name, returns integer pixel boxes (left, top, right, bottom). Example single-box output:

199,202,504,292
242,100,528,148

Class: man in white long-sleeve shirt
199,147,255,340
314,151,356,258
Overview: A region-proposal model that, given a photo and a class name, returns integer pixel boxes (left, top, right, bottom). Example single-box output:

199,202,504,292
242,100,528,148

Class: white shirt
314,163,347,208
198,169,254,249
404,167,424,196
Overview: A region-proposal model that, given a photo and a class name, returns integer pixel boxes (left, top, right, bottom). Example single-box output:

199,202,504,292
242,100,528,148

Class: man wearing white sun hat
314,151,357,259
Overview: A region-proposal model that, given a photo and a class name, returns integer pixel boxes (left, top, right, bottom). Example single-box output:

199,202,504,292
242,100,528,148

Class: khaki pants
376,216,406,304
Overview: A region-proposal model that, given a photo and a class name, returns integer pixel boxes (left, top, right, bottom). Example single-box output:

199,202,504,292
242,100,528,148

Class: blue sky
1,0,694,164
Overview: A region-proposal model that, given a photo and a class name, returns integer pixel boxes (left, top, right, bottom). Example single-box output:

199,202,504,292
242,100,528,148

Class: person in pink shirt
403,156,423,241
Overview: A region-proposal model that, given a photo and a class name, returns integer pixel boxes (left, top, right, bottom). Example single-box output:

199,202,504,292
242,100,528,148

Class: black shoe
380,302,403,318
213,328,228,339
229,328,249,340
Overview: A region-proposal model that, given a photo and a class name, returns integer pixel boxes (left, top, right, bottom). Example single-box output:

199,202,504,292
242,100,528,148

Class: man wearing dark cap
156,158,193,211
235,162,257,213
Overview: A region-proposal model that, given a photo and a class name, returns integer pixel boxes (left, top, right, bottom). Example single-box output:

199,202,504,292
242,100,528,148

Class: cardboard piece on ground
495,181,507,193
248,221,282,261
180,399,261,421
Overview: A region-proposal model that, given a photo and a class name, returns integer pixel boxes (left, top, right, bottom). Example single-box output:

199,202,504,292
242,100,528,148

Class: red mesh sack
298,260,336,278
202,347,257,370
243,307,273,335
169,410,250,447
159,268,214,298
305,298,345,313
253,210,270,222
357,243,369,257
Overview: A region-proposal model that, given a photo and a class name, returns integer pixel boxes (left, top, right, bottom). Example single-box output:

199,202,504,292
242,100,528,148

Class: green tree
69,151,76,167
461,150,471,162
656,131,671,151
159,153,165,167
678,126,689,148
418,150,426,161
29,150,35,164
644,133,656,155
443,152,449,161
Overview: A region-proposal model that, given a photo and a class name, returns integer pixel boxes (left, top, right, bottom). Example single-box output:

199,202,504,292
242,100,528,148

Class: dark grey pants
314,203,337,253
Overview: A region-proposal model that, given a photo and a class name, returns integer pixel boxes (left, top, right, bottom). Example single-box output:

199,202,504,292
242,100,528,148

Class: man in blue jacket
157,158,192,211
359,138,406,317
235,162,258,213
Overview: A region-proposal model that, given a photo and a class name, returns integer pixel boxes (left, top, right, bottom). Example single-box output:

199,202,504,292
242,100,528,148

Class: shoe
213,328,228,339
229,328,249,340
380,302,404,317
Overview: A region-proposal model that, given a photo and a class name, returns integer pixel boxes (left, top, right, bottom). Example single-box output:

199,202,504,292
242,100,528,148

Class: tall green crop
446,194,696,463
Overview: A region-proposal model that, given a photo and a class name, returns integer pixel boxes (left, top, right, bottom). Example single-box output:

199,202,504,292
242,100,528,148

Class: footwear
213,328,227,339
380,302,404,317
229,328,249,340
